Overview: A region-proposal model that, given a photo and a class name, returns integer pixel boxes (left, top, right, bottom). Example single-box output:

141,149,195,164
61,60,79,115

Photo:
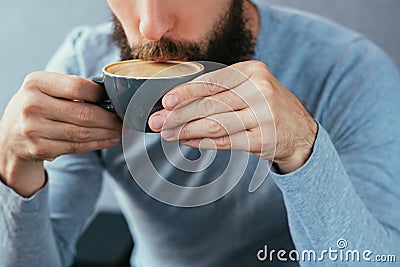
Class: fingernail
164,94,178,108
161,129,174,140
150,114,164,130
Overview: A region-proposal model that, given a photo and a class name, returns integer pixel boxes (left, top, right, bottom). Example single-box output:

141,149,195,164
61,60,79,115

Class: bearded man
0,0,399,266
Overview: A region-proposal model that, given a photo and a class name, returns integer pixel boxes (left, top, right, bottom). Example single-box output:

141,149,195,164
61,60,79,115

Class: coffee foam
106,61,202,78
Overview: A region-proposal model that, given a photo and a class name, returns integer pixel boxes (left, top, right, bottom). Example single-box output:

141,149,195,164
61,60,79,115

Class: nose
139,0,174,41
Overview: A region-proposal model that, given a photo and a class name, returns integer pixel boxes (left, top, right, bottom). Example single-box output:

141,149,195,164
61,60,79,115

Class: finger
39,120,121,142
162,65,250,110
162,94,243,130
161,108,258,141
40,95,122,130
179,129,260,152
23,71,107,102
151,78,262,131
31,138,121,160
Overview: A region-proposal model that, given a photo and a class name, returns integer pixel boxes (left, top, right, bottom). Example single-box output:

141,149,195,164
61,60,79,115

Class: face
107,0,255,65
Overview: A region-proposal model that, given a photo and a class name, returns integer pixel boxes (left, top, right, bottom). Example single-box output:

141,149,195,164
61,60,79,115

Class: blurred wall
267,0,400,67
0,0,110,110
1,0,399,212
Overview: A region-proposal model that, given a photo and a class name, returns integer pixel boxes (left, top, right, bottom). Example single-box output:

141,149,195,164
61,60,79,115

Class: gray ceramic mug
91,60,204,132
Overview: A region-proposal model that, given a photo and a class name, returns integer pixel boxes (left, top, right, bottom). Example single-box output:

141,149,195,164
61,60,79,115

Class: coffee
94,60,204,132
105,60,202,78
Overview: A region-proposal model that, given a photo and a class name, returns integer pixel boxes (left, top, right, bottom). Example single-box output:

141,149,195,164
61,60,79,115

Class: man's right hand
0,71,122,197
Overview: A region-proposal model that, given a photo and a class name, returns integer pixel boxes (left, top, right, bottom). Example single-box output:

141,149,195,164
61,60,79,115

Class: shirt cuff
269,121,344,194
0,173,49,213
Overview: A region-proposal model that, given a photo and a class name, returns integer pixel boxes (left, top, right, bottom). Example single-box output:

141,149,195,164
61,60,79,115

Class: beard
112,0,256,65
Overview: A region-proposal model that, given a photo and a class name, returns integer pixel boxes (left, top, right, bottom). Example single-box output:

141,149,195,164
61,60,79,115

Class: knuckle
179,124,191,138
78,128,91,141
182,84,196,101
246,61,273,81
247,60,268,72
203,75,221,94
67,143,78,154
253,60,268,68
22,72,42,92
30,145,50,159
169,109,183,125
21,123,36,138
78,106,94,124
259,79,275,98
68,142,85,154
208,119,224,135
215,135,230,147
67,76,83,98
21,99,40,118
198,98,215,115
66,127,91,141
19,91,43,118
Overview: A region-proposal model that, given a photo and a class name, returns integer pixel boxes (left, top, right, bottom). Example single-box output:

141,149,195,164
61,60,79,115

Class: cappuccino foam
106,61,200,78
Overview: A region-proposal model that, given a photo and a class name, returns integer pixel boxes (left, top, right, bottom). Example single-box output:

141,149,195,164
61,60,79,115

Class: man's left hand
149,60,318,174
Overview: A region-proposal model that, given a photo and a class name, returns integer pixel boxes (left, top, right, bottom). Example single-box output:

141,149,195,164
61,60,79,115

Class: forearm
271,124,400,265
0,181,63,267
0,152,105,267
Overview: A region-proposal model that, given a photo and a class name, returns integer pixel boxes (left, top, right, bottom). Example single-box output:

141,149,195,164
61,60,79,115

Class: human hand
0,71,122,196
148,61,317,174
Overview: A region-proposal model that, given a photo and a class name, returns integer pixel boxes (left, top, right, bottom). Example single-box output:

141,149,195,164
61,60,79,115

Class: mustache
112,0,255,65
130,38,205,61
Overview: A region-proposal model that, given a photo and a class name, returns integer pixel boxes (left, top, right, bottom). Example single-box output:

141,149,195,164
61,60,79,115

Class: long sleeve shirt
1,2,400,266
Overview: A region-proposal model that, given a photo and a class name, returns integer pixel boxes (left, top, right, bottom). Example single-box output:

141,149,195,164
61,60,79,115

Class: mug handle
90,75,116,113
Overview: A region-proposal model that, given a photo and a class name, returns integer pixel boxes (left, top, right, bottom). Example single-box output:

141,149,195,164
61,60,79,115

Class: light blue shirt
1,2,400,266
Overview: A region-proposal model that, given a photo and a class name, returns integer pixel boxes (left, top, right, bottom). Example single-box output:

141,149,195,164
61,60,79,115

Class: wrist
0,152,45,198
275,119,318,174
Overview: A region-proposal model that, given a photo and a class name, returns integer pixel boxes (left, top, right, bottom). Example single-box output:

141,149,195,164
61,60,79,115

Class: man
0,0,399,266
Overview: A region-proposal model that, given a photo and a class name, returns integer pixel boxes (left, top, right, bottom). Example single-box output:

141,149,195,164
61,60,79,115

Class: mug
91,60,204,132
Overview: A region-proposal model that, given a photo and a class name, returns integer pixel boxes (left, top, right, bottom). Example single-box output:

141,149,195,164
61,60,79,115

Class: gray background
1,0,399,212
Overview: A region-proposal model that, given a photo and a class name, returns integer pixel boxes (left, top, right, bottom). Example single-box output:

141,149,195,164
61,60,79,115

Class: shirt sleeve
270,38,400,265
0,27,104,267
